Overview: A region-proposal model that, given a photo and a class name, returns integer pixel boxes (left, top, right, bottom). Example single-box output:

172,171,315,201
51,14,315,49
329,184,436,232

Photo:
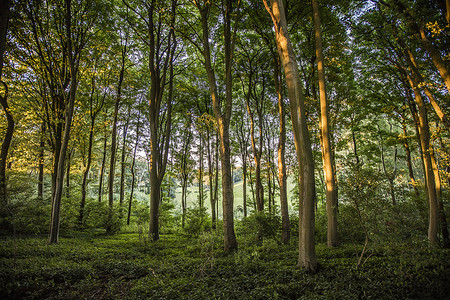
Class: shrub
183,206,211,236
238,211,281,242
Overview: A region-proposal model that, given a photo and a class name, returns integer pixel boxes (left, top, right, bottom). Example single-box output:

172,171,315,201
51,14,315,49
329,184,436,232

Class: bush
183,206,211,236
238,212,281,242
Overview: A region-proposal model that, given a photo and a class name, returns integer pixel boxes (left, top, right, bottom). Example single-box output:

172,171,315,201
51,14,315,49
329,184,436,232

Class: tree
107,34,128,233
312,0,338,247
49,0,90,244
0,0,13,220
264,0,317,271
191,0,239,252
78,64,106,227
123,0,178,241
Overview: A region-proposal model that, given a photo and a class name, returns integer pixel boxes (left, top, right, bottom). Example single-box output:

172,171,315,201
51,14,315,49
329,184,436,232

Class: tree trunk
120,109,131,207
0,0,12,209
391,0,450,94
264,0,317,271
407,73,439,246
312,0,337,247
127,112,141,225
49,0,78,244
98,125,108,203
400,106,419,196
65,148,72,198
267,37,290,244
430,145,449,247
247,102,264,212
79,118,95,227
207,129,216,228
107,41,127,233
198,135,203,209
38,123,45,199
196,0,238,251
146,0,176,242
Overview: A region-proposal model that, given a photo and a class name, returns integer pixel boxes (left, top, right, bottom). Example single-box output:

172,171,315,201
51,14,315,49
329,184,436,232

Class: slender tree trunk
107,42,127,233
127,112,141,225
214,135,219,226
146,0,176,242
394,28,450,132
407,73,439,246
120,109,131,207
196,0,238,251
65,148,72,198
49,0,78,244
264,0,317,271
207,129,216,228
270,41,290,244
98,125,108,203
430,145,449,247
400,108,419,196
0,0,12,206
243,155,247,217
38,123,45,200
181,178,187,228
391,0,450,94
312,0,337,247
198,135,203,209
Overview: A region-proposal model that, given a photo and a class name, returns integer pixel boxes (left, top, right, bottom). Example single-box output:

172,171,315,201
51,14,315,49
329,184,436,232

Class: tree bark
119,106,131,207
98,122,108,203
391,0,450,94
49,0,79,244
38,123,45,199
146,0,176,241
207,128,216,228
406,73,439,246
274,54,290,245
195,0,238,251
0,0,13,210
312,0,337,247
127,111,141,225
107,40,127,233
245,81,264,212
264,0,317,271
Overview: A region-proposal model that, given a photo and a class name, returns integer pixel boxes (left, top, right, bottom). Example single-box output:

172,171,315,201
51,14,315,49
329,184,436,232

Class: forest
0,0,449,298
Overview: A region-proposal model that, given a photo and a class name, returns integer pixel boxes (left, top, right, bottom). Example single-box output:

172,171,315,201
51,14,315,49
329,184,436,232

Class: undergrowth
0,232,449,299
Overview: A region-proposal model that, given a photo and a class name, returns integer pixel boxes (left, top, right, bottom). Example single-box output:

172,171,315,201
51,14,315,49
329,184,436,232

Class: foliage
237,212,281,243
183,206,211,237
0,233,448,299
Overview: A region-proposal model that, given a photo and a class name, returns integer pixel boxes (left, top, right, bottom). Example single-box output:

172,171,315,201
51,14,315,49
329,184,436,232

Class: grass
1,231,449,299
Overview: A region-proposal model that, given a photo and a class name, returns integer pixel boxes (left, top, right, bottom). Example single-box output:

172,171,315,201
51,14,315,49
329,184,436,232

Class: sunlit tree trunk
264,0,317,271
430,144,449,247
390,0,450,94
406,73,439,246
274,53,290,244
312,0,338,247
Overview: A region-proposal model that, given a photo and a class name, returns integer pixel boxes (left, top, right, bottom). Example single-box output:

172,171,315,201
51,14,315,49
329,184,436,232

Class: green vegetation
1,231,448,299
0,0,449,297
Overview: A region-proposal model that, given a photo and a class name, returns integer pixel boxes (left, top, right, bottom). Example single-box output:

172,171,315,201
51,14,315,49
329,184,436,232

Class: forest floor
1,230,449,299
